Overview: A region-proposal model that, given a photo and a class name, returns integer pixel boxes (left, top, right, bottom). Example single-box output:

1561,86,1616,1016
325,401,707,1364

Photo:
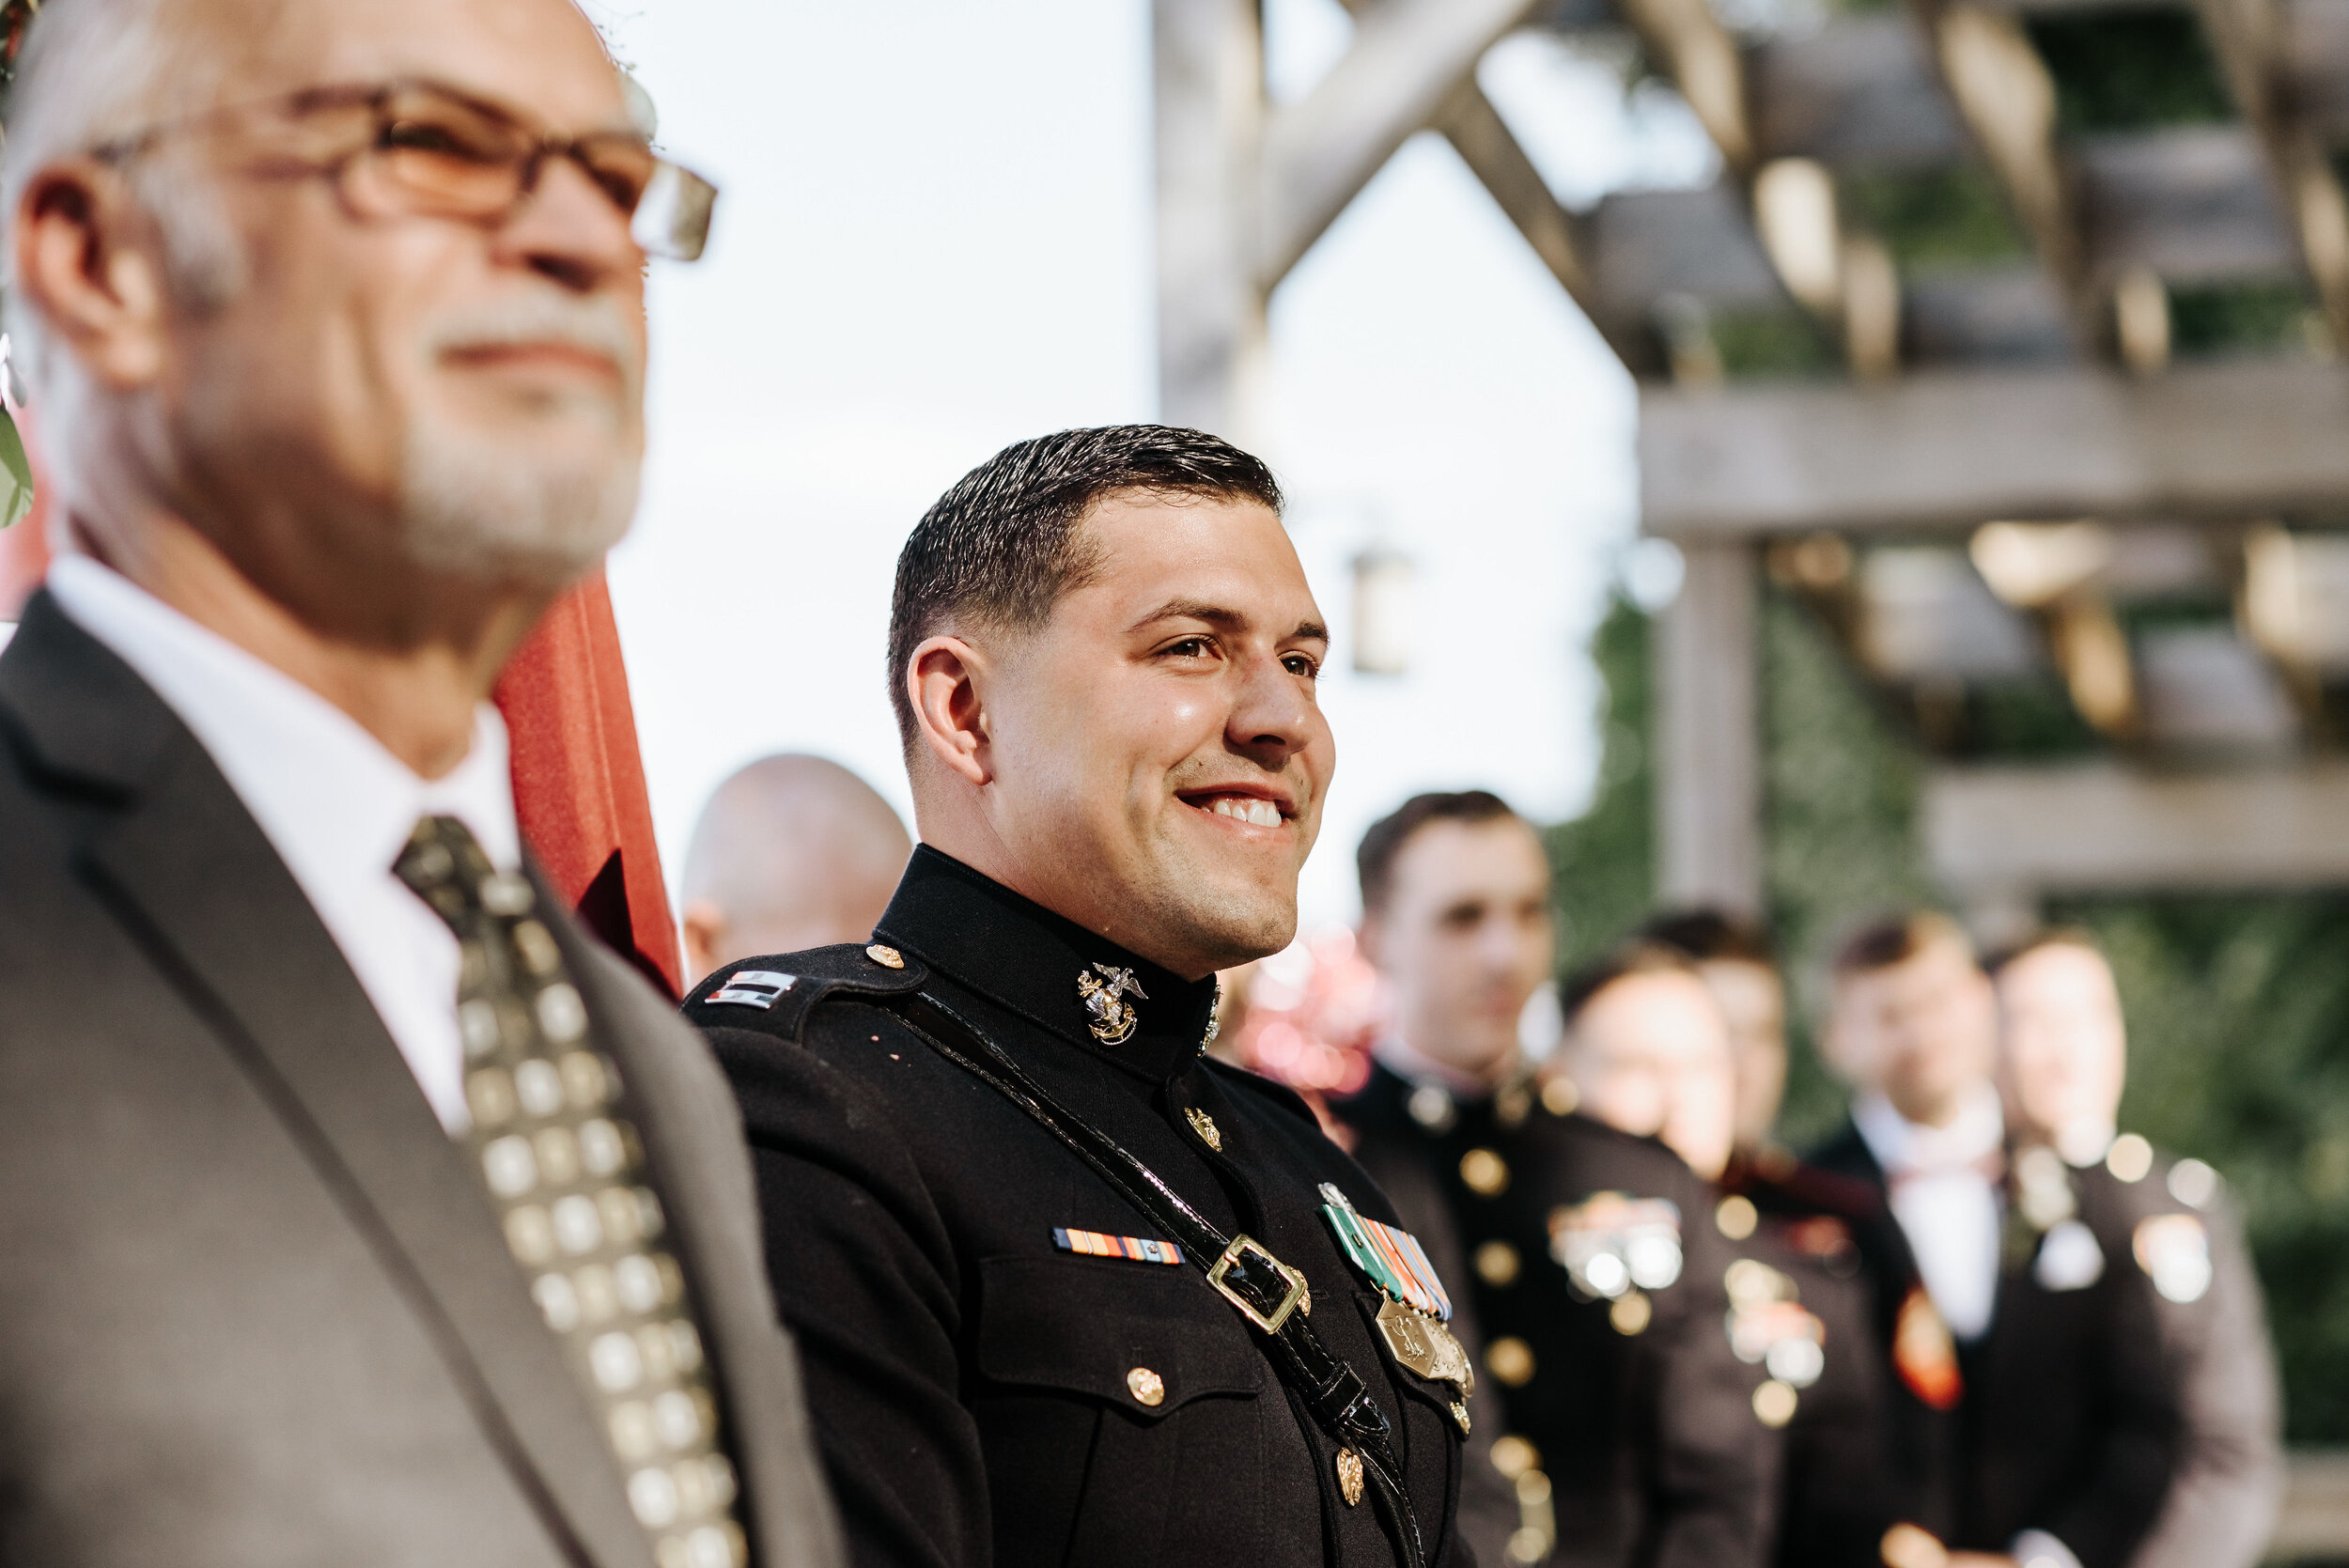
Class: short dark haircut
1356,790,1525,917
1641,908,1778,967
1982,926,2105,977
885,425,1284,749
1831,910,1973,979
1560,940,1703,1025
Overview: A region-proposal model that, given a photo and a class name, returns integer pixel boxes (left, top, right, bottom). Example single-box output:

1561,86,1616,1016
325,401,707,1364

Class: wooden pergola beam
1640,357,2349,536
2191,0,2349,340
1257,0,1547,289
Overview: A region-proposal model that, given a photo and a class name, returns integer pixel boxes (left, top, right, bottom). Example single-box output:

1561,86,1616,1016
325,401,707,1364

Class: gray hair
2,0,239,396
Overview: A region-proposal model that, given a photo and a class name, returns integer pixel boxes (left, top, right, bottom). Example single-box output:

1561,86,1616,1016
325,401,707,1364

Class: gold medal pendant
1374,1297,1477,1400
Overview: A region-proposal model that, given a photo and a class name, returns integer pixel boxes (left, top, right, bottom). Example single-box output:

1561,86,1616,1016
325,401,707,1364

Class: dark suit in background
0,599,842,1568
1809,1122,2178,1568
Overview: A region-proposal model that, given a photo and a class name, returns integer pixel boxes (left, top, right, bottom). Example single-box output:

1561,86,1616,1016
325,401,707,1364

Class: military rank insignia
2134,1212,2212,1303
1053,1227,1186,1265
705,970,797,1009
1548,1191,1684,1301
1319,1185,1475,1429
1892,1283,1962,1409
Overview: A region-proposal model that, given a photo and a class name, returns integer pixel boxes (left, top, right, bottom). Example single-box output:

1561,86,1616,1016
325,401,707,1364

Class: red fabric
492,569,684,999
0,405,53,619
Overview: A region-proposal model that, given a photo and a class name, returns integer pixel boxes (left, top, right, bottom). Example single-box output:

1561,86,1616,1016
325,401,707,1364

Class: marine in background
1333,792,1772,1568
1812,914,2178,1568
1989,930,2280,1568
678,753,911,984
1645,910,1895,1568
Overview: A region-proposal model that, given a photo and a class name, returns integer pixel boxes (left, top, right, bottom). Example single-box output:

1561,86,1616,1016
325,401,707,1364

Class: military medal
1319,1184,1475,1424
1077,962,1146,1046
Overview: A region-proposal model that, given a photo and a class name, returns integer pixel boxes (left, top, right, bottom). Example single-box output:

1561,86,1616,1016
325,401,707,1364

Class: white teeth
1206,797,1283,828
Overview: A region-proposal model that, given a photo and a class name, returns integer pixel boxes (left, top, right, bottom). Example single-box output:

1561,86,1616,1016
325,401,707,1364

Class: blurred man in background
679,752,911,983
1645,910,1893,1568
0,0,841,1562
1991,932,2280,1568
1816,915,2175,1568
1335,788,1770,1568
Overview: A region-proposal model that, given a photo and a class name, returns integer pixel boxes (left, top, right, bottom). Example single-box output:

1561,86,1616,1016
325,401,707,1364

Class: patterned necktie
395,815,748,1568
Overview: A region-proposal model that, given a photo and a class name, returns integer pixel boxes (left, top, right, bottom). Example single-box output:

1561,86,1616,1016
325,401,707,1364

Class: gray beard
395,423,640,590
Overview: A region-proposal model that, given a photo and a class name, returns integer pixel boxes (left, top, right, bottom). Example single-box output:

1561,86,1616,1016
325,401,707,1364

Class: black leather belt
886,988,1428,1568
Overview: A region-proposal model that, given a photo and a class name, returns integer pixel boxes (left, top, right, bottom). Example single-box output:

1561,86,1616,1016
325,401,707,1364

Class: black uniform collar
874,845,1220,1084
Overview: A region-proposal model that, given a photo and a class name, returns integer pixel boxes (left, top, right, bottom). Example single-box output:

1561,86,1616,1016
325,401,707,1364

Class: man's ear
13,158,172,390
908,633,990,788
679,898,728,987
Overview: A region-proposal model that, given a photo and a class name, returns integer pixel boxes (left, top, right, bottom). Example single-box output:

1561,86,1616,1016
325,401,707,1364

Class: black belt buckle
1208,1234,1311,1333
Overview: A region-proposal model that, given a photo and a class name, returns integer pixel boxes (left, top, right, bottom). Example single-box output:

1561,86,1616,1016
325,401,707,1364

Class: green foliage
0,405,33,531
2168,280,2321,358
1709,306,1839,380
1548,596,1657,972
2024,7,2233,134
1759,591,1937,1147
1840,166,2029,271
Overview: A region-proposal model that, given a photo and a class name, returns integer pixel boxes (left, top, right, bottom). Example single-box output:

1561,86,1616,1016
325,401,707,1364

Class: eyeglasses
92,77,719,261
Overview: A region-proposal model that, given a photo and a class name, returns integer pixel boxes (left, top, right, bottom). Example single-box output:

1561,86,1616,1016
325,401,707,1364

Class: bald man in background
679,753,911,985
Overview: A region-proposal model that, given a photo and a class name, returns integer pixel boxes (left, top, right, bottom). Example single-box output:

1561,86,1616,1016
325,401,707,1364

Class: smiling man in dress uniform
685,426,1471,1568
1330,791,1771,1568
1989,931,2279,1568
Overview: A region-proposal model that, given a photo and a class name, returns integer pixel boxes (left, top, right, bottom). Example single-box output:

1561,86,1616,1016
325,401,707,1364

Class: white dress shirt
1854,1080,2007,1342
48,554,518,1133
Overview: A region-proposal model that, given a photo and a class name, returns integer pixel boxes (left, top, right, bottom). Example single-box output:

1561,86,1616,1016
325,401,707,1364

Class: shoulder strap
880,986,1427,1568
682,945,930,1045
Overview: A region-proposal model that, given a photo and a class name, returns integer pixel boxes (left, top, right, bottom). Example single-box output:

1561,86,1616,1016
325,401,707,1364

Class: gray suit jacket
0,591,844,1568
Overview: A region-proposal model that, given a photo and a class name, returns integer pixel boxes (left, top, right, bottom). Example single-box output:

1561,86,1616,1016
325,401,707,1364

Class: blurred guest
1646,911,1896,1568
1990,932,2280,1568
0,1,841,1563
1642,908,1788,1156
679,753,911,983
1333,790,1771,1568
1814,915,2175,1568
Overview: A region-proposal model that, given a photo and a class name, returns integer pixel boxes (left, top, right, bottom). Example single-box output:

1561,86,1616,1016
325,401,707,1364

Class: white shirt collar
1374,1033,1513,1099
1853,1079,2005,1177
45,553,519,877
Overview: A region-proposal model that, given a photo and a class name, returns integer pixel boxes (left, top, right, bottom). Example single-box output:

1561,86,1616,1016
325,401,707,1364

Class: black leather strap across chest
883,986,1428,1568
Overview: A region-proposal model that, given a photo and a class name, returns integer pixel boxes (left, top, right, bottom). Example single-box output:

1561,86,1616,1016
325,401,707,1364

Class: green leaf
0,402,34,530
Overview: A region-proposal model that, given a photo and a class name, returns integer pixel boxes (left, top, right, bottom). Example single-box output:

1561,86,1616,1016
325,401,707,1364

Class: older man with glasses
0,3,838,1567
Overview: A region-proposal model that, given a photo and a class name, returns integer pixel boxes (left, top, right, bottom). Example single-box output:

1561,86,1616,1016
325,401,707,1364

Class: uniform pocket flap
976,1255,1269,1419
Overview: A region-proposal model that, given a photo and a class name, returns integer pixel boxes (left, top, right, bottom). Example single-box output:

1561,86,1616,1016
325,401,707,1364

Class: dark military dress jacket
1334,1063,1771,1568
685,848,1470,1568
1808,1122,2181,1567
1720,1151,1898,1568
2076,1138,2279,1568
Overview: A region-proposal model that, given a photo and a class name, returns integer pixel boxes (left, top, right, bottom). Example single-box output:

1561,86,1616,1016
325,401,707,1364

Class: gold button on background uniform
1126,1367,1165,1407
1474,1239,1521,1287
1609,1291,1653,1336
1715,1194,1759,1239
1539,1077,1579,1116
1460,1148,1510,1197
1486,1336,1535,1387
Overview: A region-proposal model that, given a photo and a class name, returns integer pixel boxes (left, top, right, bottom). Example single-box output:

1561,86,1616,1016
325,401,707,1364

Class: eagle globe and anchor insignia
1078,962,1149,1046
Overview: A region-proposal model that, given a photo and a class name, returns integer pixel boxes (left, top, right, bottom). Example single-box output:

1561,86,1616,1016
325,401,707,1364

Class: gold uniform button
1459,1148,1510,1197
1486,1336,1535,1387
866,944,905,970
1184,1107,1222,1152
1609,1290,1653,1336
1716,1194,1759,1239
1540,1077,1579,1116
1126,1367,1165,1407
2108,1132,2154,1183
1488,1434,1541,1479
1753,1378,1798,1427
1474,1239,1521,1287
